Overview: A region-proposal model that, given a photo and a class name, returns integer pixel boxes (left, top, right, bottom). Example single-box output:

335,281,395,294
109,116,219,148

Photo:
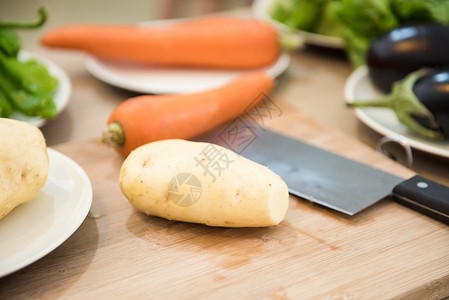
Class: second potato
119,139,289,227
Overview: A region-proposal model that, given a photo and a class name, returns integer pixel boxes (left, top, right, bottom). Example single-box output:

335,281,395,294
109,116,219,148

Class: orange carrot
41,16,280,69
103,71,274,156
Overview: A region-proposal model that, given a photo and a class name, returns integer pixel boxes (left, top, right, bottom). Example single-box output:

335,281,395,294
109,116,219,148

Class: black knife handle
392,175,449,225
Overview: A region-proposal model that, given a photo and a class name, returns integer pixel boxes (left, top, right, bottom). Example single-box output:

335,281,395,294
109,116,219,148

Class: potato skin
120,139,289,227
0,118,49,220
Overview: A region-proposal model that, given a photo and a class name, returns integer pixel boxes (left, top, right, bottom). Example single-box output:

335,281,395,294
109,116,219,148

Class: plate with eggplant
346,23,449,158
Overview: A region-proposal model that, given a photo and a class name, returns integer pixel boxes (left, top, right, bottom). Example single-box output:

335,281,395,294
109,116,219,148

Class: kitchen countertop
1,1,449,299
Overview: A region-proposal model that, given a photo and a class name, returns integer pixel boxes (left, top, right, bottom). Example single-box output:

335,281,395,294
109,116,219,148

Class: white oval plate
252,0,345,49
85,51,290,94
345,66,449,158
11,51,71,127
0,148,92,278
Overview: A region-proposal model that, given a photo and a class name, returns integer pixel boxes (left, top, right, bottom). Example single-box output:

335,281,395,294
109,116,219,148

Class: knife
234,129,449,224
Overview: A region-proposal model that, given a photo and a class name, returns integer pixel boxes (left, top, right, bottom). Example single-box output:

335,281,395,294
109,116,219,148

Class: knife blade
237,129,449,224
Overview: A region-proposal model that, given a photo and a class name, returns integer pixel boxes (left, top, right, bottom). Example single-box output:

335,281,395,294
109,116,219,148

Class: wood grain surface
1,102,448,300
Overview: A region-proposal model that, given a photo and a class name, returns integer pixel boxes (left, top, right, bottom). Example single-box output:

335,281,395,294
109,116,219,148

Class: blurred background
0,0,260,146
0,0,253,49
1,0,448,183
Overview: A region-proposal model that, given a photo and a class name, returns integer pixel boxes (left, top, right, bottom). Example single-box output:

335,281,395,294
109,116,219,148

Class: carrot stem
100,122,125,147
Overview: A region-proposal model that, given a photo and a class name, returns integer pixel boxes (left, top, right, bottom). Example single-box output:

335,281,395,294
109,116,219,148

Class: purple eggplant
350,68,449,139
413,68,449,138
367,23,449,93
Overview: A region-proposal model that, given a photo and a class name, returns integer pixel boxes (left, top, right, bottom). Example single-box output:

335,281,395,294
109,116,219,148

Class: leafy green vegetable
0,29,20,57
268,0,449,67
313,1,345,37
338,0,398,37
0,55,57,119
0,90,14,117
391,0,449,23
0,7,58,120
0,7,47,29
271,0,324,31
0,52,58,94
336,0,399,66
0,7,47,57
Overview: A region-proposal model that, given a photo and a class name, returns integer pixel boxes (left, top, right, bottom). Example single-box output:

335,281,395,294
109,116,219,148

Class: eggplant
367,23,449,93
413,68,449,137
349,68,449,140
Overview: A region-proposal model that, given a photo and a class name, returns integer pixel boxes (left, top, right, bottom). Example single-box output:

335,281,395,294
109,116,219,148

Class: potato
120,139,289,227
0,118,49,220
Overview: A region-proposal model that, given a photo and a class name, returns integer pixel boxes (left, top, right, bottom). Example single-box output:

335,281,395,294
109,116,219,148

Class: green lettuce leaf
391,0,449,23
270,0,325,31
313,1,346,38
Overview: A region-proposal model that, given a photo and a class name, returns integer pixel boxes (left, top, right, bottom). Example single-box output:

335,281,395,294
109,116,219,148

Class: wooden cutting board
1,101,449,299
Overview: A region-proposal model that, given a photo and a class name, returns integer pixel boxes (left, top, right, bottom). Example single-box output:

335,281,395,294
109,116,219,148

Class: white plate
10,51,71,127
345,66,449,158
252,0,345,49
0,148,92,278
85,51,290,94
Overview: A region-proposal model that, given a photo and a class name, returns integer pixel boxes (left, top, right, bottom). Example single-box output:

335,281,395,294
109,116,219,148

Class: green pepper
0,30,20,57
0,90,14,117
0,7,47,57
0,51,58,94
0,50,58,118
0,7,57,120
0,7,47,29
0,68,56,119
